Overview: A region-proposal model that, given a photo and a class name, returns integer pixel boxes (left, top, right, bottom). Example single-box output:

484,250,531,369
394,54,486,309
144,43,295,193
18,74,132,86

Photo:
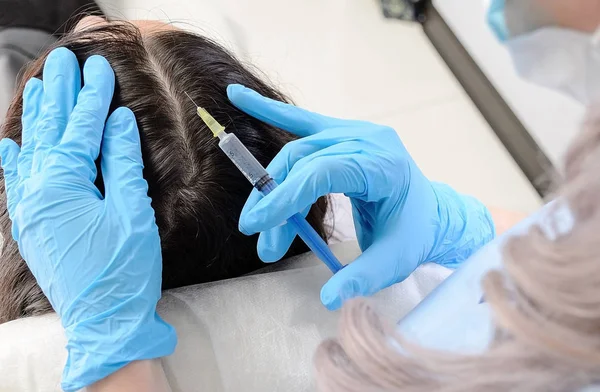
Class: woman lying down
3,11,597,392
0,16,330,323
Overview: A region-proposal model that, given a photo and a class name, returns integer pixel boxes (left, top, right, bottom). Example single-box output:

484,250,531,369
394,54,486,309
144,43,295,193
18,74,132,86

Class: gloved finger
239,131,373,227
261,127,375,188
238,153,302,235
32,48,81,173
18,78,43,179
257,222,298,262
238,158,293,235
239,187,262,235
0,139,22,217
241,148,367,233
227,84,348,137
320,234,417,311
255,205,311,262
101,107,149,207
57,55,115,183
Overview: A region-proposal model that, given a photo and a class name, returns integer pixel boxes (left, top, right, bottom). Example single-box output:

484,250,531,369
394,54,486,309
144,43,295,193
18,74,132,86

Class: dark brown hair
0,22,329,322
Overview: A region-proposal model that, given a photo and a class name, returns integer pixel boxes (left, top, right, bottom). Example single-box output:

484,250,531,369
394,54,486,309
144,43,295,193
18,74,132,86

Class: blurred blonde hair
314,110,600,392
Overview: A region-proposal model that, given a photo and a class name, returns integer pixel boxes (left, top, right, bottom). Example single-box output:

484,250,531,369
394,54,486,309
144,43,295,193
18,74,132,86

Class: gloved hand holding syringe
185,92,344,274
225,84,495,311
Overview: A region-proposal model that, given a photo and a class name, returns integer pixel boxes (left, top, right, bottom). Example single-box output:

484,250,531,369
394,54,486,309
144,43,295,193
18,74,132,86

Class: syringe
186,94,344,274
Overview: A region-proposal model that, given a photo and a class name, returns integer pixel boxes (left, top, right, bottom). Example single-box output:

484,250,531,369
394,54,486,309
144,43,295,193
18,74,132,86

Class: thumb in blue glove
227,84,496,311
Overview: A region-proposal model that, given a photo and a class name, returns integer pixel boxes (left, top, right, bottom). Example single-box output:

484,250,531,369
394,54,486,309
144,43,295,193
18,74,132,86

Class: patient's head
0,20,329,322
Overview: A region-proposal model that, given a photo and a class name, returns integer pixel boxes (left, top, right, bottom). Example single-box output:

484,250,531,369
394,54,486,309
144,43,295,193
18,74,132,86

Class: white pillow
0,242,451,392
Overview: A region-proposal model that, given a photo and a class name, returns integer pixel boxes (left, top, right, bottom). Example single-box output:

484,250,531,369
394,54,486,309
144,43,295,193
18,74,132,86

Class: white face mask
505,27,600,106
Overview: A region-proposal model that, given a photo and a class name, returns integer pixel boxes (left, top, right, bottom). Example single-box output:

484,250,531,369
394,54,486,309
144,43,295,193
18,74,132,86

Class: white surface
0,242,452,392
384,95,539,212
434,0,586,167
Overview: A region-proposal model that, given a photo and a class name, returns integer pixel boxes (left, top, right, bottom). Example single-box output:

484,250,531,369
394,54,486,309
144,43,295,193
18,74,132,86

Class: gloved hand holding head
0,48,177,391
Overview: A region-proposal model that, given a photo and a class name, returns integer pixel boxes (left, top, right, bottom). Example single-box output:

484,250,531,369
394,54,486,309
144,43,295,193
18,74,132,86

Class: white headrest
0,242,451,391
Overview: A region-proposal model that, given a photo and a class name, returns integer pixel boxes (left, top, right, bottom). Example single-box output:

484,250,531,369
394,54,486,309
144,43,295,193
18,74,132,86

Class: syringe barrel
217,131,344,274
250,174,344,273
218,132,269,187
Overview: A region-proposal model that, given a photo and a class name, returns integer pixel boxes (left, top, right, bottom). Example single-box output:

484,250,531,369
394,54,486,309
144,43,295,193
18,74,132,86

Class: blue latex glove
228,84,496,311
487,0,509,41
0,48,176,391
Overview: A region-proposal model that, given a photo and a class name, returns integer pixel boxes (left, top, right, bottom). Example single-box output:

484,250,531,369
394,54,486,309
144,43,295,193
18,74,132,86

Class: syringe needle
185,95,226,138
184,91,199,108
186,104,344,273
